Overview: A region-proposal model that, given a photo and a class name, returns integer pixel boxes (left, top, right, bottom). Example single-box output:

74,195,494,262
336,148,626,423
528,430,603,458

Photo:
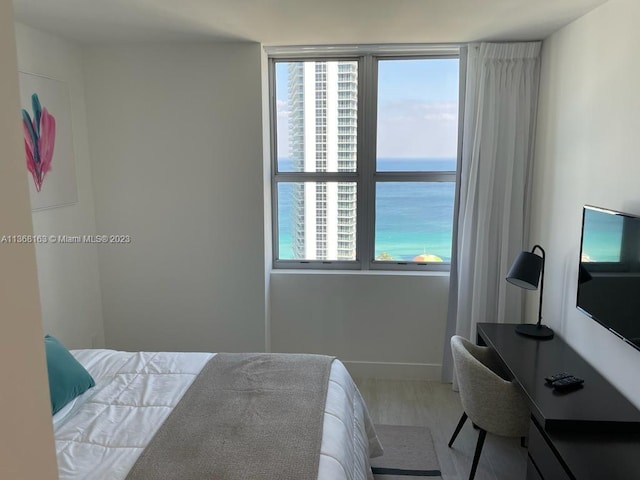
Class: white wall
271,272,450,379
81,42,450,374
83,43,266,353
15,23,105,349
0,1,58,476
532,0,640,407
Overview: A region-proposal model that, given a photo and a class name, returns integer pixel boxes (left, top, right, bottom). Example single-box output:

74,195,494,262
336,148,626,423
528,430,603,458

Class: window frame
268,46,465,271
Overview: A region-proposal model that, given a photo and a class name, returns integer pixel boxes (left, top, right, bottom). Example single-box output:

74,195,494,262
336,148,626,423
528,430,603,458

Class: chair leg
521,436,528,448
448,412,468,447
469,428,487,480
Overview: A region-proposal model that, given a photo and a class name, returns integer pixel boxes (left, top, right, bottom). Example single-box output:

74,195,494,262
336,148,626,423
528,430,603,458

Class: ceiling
12,0,609,45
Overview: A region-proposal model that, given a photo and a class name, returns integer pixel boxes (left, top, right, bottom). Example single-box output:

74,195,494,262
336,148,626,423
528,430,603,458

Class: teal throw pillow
44,335,95,415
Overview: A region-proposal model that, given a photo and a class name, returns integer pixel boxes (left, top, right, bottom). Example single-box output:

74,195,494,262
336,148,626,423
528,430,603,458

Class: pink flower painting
22,93,56,192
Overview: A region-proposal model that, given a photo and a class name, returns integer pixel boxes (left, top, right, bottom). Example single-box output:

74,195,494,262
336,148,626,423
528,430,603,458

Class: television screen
577,206,640,350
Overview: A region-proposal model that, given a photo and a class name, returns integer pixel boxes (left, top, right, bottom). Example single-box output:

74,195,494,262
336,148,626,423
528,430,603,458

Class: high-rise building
288,61,358,260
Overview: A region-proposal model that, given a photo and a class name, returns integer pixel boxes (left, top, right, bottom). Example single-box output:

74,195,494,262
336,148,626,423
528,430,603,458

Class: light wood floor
355,379,527,480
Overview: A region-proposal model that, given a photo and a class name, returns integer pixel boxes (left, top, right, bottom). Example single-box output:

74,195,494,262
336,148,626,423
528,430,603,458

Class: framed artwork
19,72,78,210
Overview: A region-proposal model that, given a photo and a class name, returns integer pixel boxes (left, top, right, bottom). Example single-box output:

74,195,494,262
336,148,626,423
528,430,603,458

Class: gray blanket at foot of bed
125,352,335,480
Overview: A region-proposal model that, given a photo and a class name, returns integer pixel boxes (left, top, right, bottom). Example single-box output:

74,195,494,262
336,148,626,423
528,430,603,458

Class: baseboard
342,360,442,381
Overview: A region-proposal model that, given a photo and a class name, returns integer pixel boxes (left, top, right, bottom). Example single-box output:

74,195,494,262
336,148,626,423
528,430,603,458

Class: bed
52,347,383,480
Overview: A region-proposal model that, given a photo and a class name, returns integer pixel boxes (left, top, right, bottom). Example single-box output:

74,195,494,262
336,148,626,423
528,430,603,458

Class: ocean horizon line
277,157,455,261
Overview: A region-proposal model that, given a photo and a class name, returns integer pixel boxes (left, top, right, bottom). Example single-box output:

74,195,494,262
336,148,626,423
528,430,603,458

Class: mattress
54,349,382,480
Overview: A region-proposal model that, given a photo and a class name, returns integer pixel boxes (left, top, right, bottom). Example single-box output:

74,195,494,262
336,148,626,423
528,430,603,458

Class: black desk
477,323,640,480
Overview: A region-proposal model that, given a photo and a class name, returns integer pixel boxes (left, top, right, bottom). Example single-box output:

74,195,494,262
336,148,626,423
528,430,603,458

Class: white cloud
275,99,459,160
377,101,459,158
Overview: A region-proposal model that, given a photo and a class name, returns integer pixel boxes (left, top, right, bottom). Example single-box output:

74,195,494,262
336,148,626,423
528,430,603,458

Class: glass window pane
275,61,358,173
375,182,454,262
377,58,459,172
277,182,357,261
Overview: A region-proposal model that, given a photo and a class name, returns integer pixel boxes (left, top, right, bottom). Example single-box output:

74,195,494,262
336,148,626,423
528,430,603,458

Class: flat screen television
577,205,640,350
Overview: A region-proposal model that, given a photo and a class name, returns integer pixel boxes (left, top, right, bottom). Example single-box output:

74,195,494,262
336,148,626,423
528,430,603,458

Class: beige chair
448,335,530,480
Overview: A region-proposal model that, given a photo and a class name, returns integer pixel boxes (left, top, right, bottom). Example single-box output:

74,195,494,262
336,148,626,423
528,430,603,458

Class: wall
271,272,450,379
0,0,58,477
83,43,266,353
14,23,104,349
531,0,640,407
82,42,450,373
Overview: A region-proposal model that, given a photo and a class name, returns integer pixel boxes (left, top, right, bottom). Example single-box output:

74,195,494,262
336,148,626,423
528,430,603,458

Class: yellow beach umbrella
412,254,443,262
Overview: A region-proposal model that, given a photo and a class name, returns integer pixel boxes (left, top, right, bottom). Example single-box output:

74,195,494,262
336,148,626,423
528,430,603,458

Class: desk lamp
506,245,554,339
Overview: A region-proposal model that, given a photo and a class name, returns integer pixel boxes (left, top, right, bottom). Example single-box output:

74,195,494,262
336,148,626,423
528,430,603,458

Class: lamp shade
506,251,543,290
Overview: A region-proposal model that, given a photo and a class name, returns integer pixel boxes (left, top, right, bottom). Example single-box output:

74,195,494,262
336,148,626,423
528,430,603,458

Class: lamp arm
532,245,545,327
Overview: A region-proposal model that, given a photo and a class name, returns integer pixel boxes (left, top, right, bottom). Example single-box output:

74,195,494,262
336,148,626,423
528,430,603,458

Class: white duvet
54,350,382,480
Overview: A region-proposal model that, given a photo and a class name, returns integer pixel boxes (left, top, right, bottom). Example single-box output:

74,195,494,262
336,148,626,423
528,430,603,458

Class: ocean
277,158,456,262
582,208,623,262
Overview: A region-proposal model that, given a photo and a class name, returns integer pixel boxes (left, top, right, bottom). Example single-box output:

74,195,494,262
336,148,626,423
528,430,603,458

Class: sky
275,58,459,159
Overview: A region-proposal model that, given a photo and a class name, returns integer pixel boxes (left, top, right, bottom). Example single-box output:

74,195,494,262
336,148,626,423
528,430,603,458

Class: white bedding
54,349,382,480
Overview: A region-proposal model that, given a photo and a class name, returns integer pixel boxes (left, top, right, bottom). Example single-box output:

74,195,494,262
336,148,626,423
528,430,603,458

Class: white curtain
442,42,542,382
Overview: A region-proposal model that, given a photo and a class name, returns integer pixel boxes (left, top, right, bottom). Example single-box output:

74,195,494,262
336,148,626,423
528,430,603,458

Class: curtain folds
442,42,542,383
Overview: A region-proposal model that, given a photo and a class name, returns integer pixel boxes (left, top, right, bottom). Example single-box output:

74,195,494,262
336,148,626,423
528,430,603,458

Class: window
271,49,462,270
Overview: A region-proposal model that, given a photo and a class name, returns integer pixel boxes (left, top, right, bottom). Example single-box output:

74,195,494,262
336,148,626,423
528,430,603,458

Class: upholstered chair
448,335,530,480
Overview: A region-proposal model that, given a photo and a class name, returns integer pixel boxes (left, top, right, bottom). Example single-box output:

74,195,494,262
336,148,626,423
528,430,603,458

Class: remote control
552,375,584,391
545,372,571,384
